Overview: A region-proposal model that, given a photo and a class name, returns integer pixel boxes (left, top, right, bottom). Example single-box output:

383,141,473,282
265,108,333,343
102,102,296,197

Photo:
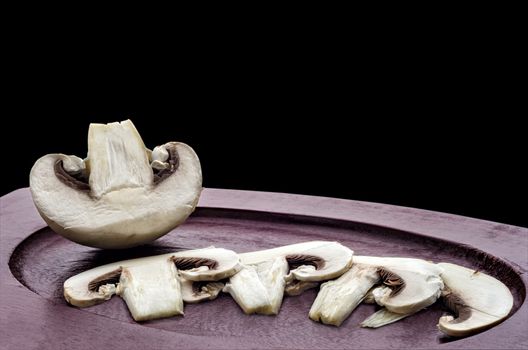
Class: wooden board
1,188,527,349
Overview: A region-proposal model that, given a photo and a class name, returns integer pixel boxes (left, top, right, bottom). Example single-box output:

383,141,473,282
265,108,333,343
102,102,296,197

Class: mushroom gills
436,262,514,337
223,256,289,315
116,258,184,321
309,264,379,326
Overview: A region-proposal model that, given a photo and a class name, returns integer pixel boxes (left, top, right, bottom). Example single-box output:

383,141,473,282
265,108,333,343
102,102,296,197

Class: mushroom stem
87,120,153,199
223,257,289,315
309,264,379,326
223,265,271,314
116,258,184,321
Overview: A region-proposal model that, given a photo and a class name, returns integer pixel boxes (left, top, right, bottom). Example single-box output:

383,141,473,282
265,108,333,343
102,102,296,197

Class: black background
2,20,525,228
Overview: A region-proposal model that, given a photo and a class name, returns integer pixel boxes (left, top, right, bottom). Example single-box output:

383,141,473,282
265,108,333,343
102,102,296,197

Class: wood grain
1,188,527,349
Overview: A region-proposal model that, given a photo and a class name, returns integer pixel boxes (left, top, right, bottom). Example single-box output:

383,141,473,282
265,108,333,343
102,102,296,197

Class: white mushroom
309,264,379,326
223,257,289,315
224,241,353,315
30,120,202,249
436,262,514,337
63,247,241,310
309,256,444,327
223,264,272,314
354,256,444,315
116,258,184,321
239,241,354,281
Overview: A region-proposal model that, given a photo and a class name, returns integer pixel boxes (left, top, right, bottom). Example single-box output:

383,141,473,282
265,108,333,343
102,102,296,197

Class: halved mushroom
30,120,202,249
309,256,444,327
224,241,353,315
436,262,514,337
64,247,241,310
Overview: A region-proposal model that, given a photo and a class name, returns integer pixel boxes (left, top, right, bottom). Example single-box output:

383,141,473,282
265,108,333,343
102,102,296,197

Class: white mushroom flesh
116,258,184,321
181,279,224,304
354,256,444,314
223,256,289,314
309,264,379,326
239,241,353,282
436,262,514,337
223,264,271,314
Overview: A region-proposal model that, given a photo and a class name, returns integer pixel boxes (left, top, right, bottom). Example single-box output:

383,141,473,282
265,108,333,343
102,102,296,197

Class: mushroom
30,120,202,249
309,256,443,327
353,256,444,315
309,264,379,326
239,241,354,281
116,258,184,321
223,257,289,315
224,241,353,315
63,247,241,313
436,262,514,337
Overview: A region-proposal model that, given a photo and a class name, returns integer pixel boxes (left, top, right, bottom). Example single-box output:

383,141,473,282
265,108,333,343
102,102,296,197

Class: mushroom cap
64,247,241,307
239,241,353,282
30,142,202,249
437,262,514,337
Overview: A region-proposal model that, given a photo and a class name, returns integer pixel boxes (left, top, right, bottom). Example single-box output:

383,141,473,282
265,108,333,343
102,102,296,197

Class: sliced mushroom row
63,241,514,337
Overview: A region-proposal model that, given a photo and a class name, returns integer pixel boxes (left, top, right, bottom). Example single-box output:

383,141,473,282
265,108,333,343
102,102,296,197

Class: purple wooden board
1,188,527,349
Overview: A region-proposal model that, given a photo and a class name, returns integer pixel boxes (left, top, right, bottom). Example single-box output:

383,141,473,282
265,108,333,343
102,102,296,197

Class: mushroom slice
223,256,289,315
239,241,354,282
30,119,202,249
223,264,272,314
116,258,184,321
64,247,240,308
436,262,513,337
309,264,379,326
354,256,444,314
